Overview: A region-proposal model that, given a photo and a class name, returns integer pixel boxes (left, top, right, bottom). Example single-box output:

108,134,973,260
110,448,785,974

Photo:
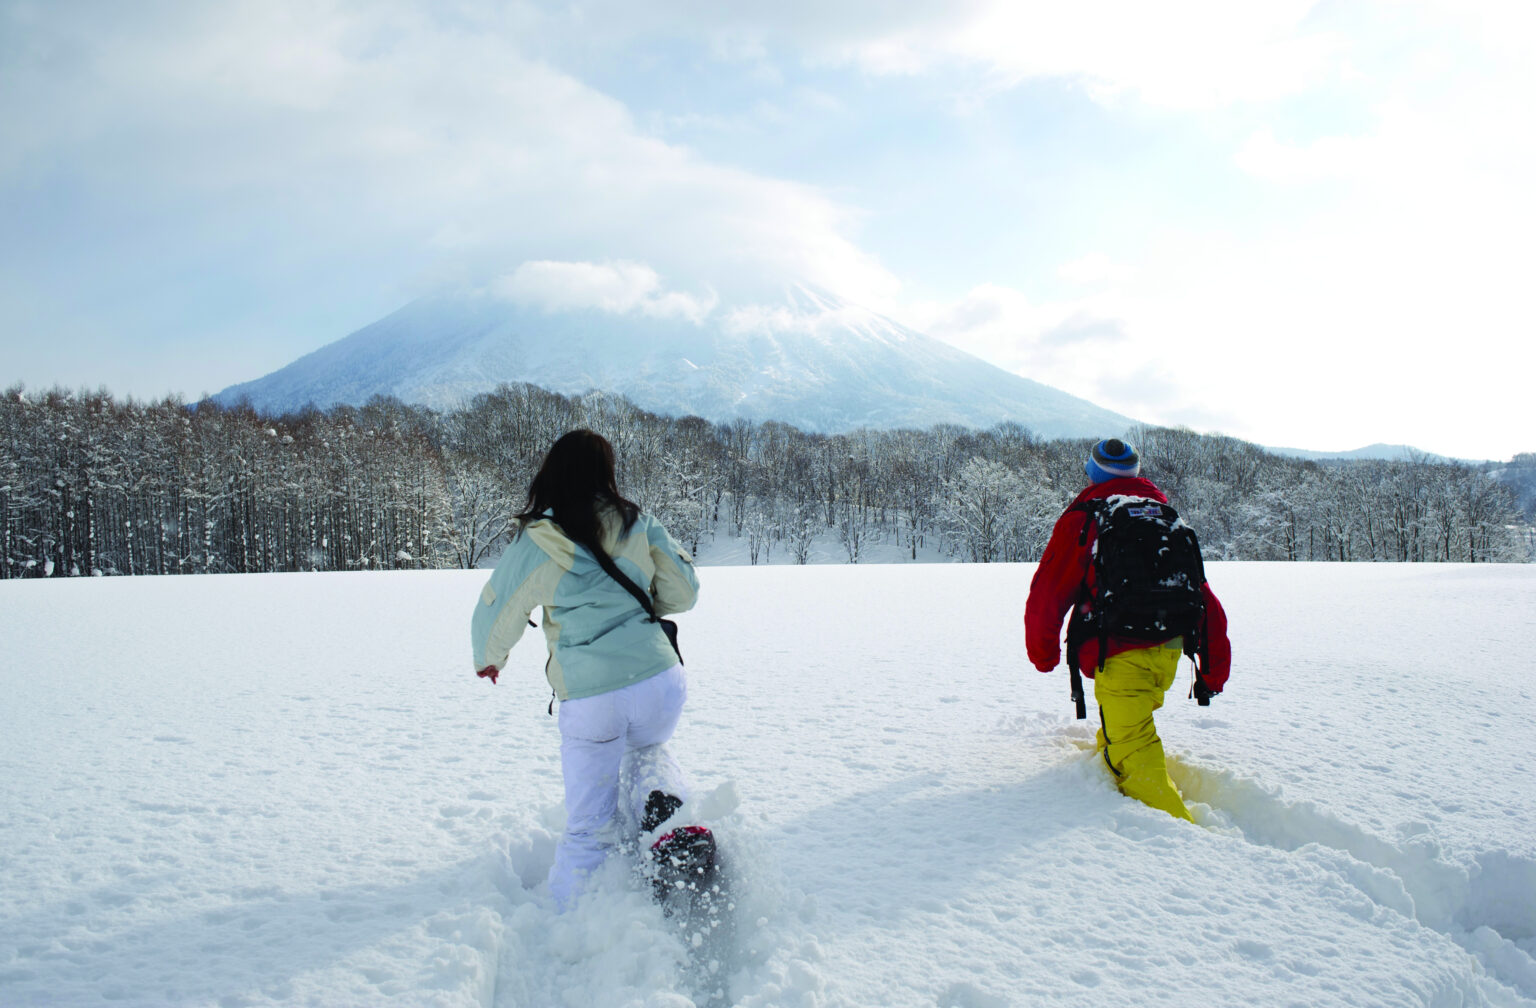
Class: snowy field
3,562,1535,1008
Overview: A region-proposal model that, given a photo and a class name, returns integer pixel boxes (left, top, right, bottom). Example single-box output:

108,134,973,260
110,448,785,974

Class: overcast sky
3,0,1531,460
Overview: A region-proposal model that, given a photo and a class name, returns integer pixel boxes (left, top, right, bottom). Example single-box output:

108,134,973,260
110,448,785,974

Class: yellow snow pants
1093,642,1194,822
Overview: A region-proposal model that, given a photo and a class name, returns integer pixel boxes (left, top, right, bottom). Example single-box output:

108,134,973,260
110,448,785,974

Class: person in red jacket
1025,438,1231,821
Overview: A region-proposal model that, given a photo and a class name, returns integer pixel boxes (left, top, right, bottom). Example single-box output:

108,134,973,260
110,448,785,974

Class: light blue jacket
470,507,699,700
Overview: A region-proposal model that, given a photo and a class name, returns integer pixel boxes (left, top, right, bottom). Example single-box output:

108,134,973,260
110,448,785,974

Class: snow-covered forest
2,382,1531,579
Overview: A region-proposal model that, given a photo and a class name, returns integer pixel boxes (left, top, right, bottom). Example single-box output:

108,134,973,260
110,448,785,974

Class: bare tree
443,453,519,568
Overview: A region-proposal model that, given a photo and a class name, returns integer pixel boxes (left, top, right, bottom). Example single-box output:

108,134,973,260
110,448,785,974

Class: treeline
2,382,1530,578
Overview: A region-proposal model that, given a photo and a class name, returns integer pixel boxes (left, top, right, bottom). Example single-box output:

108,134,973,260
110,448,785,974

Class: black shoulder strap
543,515,661,622
1069,498,1106,546
587,543,661,623
1064,499,1102,721
588,538,684,666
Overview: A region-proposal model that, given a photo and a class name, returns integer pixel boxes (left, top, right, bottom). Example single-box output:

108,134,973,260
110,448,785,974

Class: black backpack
1064,496,1208,718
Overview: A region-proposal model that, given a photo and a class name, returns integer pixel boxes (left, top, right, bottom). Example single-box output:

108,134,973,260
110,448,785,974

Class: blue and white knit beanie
1085,438,1140,483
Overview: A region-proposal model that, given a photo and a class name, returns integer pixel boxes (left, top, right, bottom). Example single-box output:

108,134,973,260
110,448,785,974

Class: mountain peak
213,285,1134,438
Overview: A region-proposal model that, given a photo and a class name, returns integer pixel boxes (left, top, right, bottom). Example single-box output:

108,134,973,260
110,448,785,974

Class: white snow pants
549,663,689,910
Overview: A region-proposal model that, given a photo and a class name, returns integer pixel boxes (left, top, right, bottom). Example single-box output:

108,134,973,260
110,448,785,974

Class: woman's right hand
476,666,499,685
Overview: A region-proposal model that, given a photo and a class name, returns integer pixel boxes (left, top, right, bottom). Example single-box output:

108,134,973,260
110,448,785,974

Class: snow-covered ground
3,563,1535,1007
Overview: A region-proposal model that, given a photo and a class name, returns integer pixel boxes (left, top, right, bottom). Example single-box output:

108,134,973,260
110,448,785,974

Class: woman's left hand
476,666,499,685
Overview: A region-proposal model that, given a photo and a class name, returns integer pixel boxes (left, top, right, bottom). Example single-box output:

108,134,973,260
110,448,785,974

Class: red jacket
1024,476,1231,691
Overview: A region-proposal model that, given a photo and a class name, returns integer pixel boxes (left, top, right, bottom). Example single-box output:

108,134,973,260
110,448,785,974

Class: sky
2,0,1532,461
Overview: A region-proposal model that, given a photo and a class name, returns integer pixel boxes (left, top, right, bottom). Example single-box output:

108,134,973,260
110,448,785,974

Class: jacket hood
519,504,626,562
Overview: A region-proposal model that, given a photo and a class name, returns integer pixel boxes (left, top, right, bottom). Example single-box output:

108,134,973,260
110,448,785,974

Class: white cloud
875,2,1536,459
565,0,1339,110
1205,15,1535,455
495,261,716,322
905,284,1052,373
906,282,1135,359
0,1,899,326
1057,253,1134,288
1234,128,1371,184
906,186,1533,459
721,296,888,340
904,1,1337,109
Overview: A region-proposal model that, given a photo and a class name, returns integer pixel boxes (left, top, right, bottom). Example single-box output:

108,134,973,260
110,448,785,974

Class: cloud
905,282,1125,374
886,2,1338,109
1038,314,1128,349
562,0,1339,110
877,2,1535,459
720,292,892,340
1057,253,1134,288
1233,128,1377,184
0,1,899,328
494,260,716,322
903,218,1531,458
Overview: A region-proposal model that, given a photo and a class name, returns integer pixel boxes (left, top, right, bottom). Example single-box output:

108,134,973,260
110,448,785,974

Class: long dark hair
516,429,640,554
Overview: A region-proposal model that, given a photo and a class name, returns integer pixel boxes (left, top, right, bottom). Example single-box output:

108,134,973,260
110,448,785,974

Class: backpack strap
1063,499,1107,720
1073,496,1121,678
1063,592,1105,720
1184,615,1212,706
1069,499,1105,546
1065,609,1087,720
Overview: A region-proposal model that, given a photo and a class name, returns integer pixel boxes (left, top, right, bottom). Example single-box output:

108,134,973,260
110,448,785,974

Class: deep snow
2,563,1535,1007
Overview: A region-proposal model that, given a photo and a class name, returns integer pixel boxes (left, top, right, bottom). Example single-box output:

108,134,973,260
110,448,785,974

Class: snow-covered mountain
1267,442,1466,463
212,287,1134,438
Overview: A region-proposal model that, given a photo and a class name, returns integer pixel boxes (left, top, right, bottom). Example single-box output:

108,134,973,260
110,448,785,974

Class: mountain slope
213,287,1135,438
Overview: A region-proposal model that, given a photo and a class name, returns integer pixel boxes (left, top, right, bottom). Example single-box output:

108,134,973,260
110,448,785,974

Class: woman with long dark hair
471,429,706,910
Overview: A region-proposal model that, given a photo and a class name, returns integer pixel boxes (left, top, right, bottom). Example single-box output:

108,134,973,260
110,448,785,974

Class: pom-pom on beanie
1085,438,1140,483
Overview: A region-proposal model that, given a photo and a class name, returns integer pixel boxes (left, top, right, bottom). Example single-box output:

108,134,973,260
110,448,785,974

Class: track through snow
1174,758,1536,1001
2,562,1535,1007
